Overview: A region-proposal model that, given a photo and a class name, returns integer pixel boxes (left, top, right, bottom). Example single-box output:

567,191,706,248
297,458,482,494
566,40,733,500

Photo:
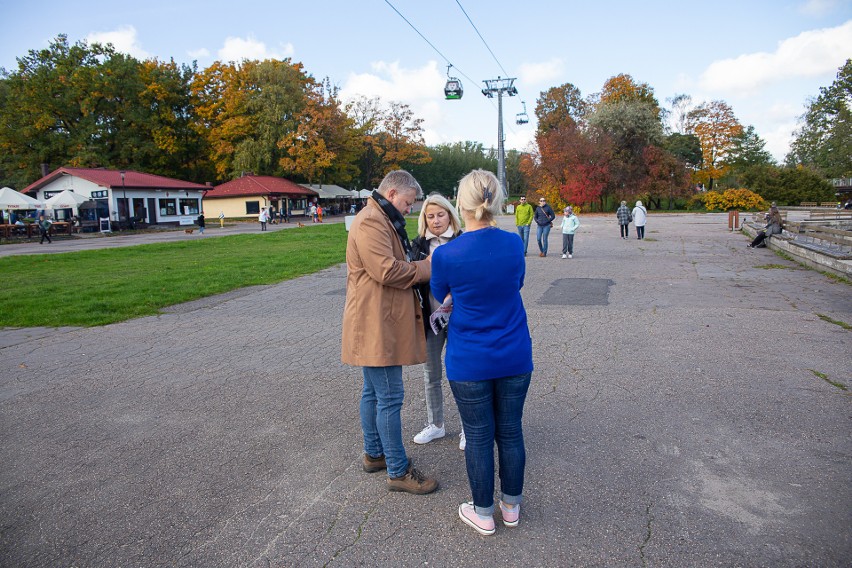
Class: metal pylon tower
481,77,518,197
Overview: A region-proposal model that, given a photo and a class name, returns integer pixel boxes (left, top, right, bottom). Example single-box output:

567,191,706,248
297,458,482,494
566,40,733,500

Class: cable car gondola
444,65,463,100
516,101,529,125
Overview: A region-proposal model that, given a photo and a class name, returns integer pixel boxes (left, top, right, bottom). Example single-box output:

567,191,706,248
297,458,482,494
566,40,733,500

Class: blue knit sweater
431,227,534,382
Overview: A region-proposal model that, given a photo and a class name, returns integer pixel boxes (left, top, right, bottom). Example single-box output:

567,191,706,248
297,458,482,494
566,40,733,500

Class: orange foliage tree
686,100,743,191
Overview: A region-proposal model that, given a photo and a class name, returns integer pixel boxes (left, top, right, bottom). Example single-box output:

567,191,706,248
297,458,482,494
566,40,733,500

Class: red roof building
23,167,209,226
204,175,318,219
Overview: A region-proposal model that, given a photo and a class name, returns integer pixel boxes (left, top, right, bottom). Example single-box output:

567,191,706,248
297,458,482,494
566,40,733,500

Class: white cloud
187,47,210,59
85,25,150,60
217,35,294,62
518,58,564,86
699,20,852,95
340,60,448,145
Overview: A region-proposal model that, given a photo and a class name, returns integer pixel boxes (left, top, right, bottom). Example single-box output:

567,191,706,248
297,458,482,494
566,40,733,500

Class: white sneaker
413,423,445,444
568,254,573,258
561,254,567,259
459,430,466,451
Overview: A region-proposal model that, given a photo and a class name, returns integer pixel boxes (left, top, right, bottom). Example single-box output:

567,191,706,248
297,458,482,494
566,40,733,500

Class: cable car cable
454,0,509,78
382,0,478,89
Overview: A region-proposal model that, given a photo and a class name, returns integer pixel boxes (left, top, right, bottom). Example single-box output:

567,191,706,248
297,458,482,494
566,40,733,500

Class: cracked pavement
1,212,850,567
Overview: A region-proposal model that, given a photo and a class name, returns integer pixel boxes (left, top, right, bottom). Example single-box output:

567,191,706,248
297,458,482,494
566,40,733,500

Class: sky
1,0,851,163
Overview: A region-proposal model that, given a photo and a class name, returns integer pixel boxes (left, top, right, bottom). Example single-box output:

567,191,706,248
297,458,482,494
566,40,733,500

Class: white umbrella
0,186,43,210
45,189,91,210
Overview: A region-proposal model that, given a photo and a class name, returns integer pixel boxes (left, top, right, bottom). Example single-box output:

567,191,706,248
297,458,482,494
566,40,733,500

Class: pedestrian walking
632,201,647,239
259,208,268,231
38,215,52,244
342,169,438,495
514,196,534,255
534,197,556,257
431,169,534,535
616,201,631,239
197,213,205,234
560,206,580,258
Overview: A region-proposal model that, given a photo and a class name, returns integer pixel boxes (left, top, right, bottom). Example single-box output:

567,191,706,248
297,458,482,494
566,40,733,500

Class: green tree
740,164,834,205
785,59,852,178
408,141,496,196
664,133,702,170
0,35,132,187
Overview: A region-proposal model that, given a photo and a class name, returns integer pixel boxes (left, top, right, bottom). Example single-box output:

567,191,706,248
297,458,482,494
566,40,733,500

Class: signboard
179,215,195,226
99,217,111,233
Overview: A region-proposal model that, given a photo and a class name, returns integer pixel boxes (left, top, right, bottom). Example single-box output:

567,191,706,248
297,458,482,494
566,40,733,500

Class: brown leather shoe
539,252,545,257
387,465,438,494
363,453,387,473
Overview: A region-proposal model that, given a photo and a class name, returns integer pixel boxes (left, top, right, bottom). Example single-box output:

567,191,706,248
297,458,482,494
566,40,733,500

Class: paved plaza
1,212,850,567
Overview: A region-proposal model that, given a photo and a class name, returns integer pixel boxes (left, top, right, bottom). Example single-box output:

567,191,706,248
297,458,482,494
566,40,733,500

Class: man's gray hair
377,170,422,198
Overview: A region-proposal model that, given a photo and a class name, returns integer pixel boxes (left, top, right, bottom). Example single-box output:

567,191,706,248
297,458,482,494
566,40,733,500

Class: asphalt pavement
1,212,850,567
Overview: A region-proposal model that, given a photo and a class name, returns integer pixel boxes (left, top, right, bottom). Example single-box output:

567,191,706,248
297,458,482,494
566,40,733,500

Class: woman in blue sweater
431,169,534,535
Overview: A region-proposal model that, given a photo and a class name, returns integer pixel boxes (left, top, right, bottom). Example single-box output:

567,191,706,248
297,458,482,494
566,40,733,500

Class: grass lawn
0,222,363,327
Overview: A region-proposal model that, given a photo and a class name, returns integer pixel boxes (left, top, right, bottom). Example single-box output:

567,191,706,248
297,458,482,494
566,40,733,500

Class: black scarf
371,190,413,260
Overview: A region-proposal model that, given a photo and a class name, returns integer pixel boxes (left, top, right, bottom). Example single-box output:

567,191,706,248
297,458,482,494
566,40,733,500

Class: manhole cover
538,278,614,306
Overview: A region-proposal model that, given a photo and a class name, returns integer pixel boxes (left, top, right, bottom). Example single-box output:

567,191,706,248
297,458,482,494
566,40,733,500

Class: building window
159,198,177,216
246,201,260,214
179,198,199,215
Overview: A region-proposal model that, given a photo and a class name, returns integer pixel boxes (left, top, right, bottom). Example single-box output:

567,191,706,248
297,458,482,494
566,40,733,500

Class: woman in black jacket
410,193,464,449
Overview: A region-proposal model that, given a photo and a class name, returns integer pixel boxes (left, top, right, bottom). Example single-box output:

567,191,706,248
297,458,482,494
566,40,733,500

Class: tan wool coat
341,198,430,367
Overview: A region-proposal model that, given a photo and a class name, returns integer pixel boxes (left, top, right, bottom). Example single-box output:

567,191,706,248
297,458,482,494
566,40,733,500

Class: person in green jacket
514,196,534,255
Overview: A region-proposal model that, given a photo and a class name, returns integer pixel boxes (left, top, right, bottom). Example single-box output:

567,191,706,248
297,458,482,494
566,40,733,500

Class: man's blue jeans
360,366,409,478
449,372,532,516
536,223,551,255
516,224,531,254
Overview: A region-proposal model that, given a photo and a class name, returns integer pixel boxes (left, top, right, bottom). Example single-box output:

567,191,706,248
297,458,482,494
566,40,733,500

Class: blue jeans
450,372,532,516
516,224,531,254
536,224,551,255
360,366,409,478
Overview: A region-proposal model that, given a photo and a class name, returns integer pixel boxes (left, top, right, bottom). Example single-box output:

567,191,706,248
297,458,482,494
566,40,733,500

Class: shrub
697,188,767,211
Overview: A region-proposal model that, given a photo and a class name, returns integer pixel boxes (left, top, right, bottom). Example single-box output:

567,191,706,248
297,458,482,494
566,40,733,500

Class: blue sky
1,0,850,162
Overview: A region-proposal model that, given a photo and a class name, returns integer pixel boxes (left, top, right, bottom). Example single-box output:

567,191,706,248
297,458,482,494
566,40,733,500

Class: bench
800,202,817,207
787,224,852,259
820,202,839,208
809,210,852,221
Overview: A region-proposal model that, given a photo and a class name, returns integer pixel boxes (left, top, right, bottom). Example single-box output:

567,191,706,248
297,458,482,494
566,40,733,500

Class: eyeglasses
539,199,545,202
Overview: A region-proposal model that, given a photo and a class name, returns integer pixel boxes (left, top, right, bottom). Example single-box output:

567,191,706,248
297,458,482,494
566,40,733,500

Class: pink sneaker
458,502,495,535
499,500,520,527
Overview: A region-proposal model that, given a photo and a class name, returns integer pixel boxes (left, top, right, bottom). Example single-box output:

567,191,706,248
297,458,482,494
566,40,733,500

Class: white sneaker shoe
568,254,573,258
413,423,445,444
459,430,466,451
561,254,567,259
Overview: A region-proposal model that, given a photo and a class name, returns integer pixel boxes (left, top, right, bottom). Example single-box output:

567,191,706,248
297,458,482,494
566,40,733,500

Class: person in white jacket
560,206,580,258
632,201,648,239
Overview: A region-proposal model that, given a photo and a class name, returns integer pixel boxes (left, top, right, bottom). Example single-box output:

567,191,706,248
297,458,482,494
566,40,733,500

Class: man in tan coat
342,170,438,495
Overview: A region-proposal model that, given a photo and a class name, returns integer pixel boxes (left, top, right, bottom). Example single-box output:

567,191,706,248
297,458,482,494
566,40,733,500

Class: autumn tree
639,145,692,209
345,96,430,189
666,93,693,134
685,100,743,190
0,35,207,188
664,133,702,170
534,83,587,134
785,59,852,178
588,98,664,203
599,73,661,118
278,78,360,185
